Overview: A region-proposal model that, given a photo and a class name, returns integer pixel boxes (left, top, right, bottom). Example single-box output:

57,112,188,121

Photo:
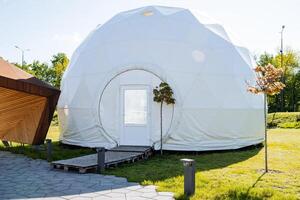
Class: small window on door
124,89,147,125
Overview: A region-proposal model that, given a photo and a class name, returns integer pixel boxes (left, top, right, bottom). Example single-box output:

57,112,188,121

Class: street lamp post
280,25,285,112
15,45,30,67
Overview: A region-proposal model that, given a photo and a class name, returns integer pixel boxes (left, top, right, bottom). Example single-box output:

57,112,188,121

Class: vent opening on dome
142,10,154,16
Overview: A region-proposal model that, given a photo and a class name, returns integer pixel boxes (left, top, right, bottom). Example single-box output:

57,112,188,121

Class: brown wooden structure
0,58,60,145
52,146,153,173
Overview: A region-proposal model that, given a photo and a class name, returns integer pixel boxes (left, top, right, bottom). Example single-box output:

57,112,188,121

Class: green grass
47,125,60,140
1,127,300,199
104,129,300,200
0,126,95,161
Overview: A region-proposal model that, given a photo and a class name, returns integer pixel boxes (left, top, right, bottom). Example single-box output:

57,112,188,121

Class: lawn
1,127,299,199
0,126,95,161
104,129,300,200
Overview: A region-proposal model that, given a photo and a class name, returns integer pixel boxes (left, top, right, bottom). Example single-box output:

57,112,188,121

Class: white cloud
52,32,82,44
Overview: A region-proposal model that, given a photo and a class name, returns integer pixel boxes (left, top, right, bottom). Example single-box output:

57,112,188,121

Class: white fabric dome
58,5,264,151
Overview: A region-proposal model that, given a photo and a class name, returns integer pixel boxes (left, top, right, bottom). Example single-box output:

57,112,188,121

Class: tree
153,82,175,155
14,62,30,72
291,70,300,111
14,53,69,89
29,61,56,84
51,53,69,88
247,64,285,172
274,49,299,112
256,52,274,67
257,50,300,112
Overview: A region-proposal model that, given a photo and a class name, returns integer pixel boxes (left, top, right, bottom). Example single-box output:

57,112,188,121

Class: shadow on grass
104,144,263,183
0,141,95,161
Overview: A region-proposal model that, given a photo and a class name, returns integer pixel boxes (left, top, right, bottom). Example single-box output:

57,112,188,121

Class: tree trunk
264,93,268,173
160,102,163,155
293,77,297,111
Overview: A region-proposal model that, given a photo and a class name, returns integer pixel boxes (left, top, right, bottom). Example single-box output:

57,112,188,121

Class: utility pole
280,25,285,111
15,45,30,67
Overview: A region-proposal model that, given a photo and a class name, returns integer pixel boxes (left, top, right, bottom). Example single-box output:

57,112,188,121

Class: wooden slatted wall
0,87,47,144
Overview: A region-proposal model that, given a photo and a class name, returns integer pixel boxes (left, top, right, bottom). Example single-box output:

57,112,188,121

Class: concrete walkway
0,151,174,200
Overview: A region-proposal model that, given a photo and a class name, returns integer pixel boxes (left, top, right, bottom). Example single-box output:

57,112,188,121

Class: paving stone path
0,151,174,200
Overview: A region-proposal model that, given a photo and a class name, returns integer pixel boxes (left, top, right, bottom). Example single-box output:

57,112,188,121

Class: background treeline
15,53,69,89
256,49,300,112
14,49,300,113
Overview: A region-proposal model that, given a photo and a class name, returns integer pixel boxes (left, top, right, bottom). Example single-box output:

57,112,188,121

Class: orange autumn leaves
248,64,285,95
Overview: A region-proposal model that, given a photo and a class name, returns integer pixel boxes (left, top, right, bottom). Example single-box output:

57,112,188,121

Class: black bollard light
180,158,195,196
97,147,105,173
46,139,52,162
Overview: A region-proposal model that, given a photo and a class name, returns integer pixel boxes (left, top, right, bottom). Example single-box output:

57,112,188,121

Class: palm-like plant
153,82,175,155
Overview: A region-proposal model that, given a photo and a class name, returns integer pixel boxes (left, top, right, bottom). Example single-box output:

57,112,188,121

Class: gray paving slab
0,151,174,200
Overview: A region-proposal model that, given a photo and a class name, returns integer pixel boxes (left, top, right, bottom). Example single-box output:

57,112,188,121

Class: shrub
277,122,300,129
267,112,300,128
51,111,58,126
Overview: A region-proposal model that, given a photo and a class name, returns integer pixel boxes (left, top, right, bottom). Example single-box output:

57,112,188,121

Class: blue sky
1,0,299,64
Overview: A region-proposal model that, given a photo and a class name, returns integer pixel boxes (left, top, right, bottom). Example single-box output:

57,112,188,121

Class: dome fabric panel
58,6,264,150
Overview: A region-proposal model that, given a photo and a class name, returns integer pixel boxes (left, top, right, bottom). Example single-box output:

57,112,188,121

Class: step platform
51,145,153,173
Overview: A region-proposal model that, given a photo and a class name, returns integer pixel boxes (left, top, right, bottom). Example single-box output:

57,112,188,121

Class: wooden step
51,146,153,174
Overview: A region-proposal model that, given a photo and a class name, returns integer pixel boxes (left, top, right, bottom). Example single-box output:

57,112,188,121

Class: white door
120,85,150,146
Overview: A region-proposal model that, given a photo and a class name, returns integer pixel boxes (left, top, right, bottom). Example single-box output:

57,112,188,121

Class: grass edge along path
0,126,95,161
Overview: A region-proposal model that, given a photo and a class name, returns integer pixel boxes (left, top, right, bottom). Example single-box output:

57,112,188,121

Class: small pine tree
153,82,175,155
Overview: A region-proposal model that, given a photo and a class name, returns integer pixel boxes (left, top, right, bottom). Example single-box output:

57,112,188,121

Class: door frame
119,84,151,146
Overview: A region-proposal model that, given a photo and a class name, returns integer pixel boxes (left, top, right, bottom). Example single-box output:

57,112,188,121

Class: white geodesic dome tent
58,5,264,151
